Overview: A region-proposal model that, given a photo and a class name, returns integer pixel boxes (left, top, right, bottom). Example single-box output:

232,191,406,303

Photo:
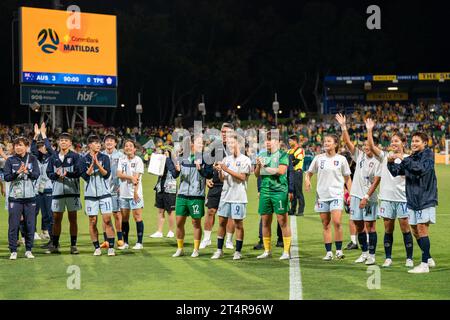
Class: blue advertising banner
20,85,117,107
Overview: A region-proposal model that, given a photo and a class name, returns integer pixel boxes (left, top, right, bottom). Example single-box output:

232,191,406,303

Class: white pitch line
289,216,303,300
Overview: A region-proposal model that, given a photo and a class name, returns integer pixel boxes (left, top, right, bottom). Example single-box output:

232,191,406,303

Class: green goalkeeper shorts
258,192,289,215
175,197,205,219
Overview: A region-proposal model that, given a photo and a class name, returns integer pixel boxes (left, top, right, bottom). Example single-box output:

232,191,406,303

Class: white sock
350,235,357,244
203,230,212,241
226,232,233,242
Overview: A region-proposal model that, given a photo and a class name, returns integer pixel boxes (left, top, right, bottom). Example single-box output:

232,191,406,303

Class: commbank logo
38,28,60,54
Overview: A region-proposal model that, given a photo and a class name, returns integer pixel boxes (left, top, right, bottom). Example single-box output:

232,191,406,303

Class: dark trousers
258,218,283,242
290,170,305,214
37,193,53,234
9,201,37,252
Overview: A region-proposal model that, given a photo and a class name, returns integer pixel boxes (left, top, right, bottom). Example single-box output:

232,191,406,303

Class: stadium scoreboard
20,7,117,87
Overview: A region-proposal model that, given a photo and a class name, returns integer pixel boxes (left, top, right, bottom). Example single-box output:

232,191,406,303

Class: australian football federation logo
38,28,60,54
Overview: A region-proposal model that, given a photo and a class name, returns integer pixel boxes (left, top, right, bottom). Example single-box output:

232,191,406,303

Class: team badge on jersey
369,162,374,168
67,158,72,164
334,161,339,166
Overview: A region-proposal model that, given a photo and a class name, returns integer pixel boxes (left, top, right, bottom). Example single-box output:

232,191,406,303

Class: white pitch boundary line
289,216,303,300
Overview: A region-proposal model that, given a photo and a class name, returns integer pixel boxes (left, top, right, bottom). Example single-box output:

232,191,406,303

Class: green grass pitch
0,165,449,300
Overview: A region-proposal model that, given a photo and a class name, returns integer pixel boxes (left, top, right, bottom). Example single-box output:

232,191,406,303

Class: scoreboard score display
20,7,117,87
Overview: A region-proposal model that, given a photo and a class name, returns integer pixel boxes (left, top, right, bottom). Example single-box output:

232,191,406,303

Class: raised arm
365,118,382,157
336,113,355,154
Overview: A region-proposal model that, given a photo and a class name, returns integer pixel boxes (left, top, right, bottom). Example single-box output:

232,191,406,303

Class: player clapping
210,133,251,260
365,118,414,268
80,135,115,256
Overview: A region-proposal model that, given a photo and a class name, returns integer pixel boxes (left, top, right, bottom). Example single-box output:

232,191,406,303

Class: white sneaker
9,252,17,260
405,259,414,268
25,251,35,259
382,258,393,268
118,243,129,250
355,252,369,263
233,251,242,260
226,240,234,250
150,231,163,238
335,250,345,260
93,248,102,256
257,251,272,259
132,243,144,250
279,252,290,260
40,231,50,240
166,231,175,238
211,249,223,259
323,252,333,261
172,249,184,257
408,262,430,274
428,258,436,268
199,239,211,249
191,249,199,258
108,248,116,256
34,232,41,240
365,254,376,265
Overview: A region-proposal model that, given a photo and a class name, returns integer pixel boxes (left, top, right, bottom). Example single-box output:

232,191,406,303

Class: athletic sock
194,239,200,251
350,235,357,245
93,241,100,249
384,233,393,259
368,232,377,255
103,232,107,242
177,239,184,249
108,237,115,248
70,236,77,247
226,232,233,243
236,239,243,253
283,237,291,254
403,232,414,260
263,237,271,252
136,221,144,244
335,241,342,251
117,231,123,241
53,235,60,247
122,221,130,244
217,237,224,250
358,233,368,252
204,230,212,241
325,243,332,252
419,236,431,263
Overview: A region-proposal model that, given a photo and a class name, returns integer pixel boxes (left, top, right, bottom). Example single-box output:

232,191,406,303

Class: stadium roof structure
323,72,450,114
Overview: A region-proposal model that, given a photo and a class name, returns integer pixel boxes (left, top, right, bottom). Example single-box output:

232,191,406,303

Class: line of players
1,122,293,261
1,116,438,273
305,114,437,274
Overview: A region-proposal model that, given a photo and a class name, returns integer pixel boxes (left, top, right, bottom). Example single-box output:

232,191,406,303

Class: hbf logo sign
37,28,60,54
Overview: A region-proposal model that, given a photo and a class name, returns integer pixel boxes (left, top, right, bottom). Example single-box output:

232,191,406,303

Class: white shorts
52,197,82,212
85,198,113,216
314,199,343,213
350,196,378,222
218,201,247,220
111,195,120,212
379,200,408,220
120,198,144,210
408,207,436,226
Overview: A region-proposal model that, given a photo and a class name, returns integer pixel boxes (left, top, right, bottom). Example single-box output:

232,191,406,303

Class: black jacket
388,148,438,211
